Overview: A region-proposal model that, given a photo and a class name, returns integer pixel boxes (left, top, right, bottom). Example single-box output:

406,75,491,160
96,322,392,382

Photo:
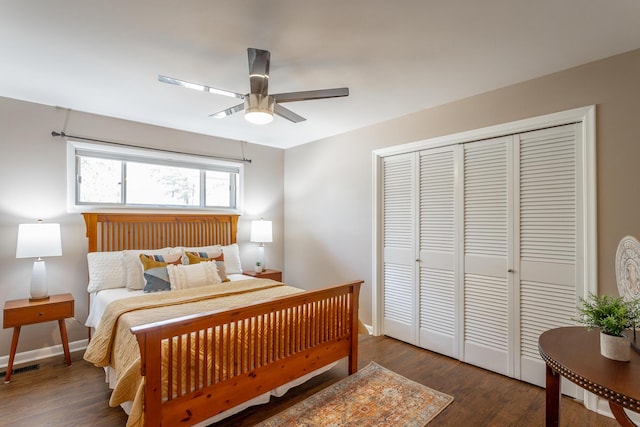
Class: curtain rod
51,131,252,164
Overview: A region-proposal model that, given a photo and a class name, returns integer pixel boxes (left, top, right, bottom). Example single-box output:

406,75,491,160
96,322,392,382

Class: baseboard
0,339,88,369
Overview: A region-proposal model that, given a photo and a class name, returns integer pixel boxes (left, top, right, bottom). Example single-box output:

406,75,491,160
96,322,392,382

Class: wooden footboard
131,280,362,427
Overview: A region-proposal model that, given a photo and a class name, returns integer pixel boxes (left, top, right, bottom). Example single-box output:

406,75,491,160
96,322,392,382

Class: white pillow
87,251,126,292
222,243,243,274
167,262,221,290
123,248,176,290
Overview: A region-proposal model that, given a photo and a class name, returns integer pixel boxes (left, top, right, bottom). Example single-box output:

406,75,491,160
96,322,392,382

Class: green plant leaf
573,293,639,337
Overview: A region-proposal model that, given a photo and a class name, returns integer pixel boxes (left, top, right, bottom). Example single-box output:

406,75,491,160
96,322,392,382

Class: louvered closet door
463,137,512,376
517,124,580,392
418,146,458,357
382,153,418,344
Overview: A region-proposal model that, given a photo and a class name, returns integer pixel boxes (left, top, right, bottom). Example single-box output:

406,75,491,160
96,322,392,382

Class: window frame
66,140,243,213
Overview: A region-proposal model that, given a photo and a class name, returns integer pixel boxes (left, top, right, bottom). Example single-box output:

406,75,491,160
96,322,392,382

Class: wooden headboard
82,212,239,252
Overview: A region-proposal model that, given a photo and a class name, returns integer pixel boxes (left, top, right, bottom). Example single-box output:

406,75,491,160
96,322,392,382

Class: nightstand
3,293,74,383
244,269,283,282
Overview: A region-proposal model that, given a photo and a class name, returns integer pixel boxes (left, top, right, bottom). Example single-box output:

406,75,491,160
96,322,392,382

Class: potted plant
574,293,639,361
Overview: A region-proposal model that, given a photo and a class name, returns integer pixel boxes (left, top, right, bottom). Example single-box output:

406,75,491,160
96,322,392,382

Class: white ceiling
2,1,640,149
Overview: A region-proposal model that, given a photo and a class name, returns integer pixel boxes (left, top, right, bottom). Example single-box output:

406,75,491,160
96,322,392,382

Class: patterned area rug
255,362,454,426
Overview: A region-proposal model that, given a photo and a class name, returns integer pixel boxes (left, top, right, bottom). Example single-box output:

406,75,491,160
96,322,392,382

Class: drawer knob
38,312,43,316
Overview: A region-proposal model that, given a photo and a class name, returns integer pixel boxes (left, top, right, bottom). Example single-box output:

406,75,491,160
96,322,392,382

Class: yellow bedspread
84,279,304,427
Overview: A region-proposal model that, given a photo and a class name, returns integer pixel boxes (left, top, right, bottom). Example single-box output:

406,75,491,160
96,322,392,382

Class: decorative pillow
177,245,223,259
87,251,126,292
222,243,243,274
140,253,182,293
167,262,222,290
184,251,224,263
123,248,175,290
185,251,228,281
215,261,228,282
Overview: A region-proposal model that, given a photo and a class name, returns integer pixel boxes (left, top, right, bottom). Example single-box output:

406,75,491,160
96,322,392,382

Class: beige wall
0,97,284,360
285,48,640,326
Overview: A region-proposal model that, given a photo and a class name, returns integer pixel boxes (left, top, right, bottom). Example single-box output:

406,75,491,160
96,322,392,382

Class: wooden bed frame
82,212,362,427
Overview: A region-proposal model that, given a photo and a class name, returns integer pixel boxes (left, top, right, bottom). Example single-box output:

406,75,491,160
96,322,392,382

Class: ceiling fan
159,47,349,125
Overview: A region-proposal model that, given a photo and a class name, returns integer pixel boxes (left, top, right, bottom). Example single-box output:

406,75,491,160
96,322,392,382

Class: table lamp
16,220,62,301
250,219,272,272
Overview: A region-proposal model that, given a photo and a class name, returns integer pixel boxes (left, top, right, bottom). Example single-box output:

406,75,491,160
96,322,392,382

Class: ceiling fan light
245,110,273,125
245,94,275,125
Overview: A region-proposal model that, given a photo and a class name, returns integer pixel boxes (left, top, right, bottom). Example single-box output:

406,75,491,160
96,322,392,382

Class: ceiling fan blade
273,87,349,103
274,104,306,123
209,103,245,119
248,48,270,97
159,75,244,99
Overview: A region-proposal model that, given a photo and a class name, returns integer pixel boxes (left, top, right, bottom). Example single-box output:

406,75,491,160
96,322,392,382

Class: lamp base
30,259,49,301
255,244,265,272
29,296,50,302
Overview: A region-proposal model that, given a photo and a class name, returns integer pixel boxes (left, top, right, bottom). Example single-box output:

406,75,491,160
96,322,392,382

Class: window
68,141,242,211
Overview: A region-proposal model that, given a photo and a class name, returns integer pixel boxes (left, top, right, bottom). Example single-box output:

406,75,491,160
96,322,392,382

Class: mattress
85,273,256,329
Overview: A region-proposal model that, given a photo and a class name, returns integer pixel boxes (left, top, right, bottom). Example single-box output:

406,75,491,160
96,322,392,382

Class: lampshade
250,219,273,243
16,222,62,258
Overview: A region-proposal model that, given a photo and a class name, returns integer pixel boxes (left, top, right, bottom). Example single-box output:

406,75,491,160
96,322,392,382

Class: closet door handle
508,269,514,273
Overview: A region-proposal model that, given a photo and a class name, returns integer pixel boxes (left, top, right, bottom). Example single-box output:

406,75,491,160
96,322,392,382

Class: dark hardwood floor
0,334,620,426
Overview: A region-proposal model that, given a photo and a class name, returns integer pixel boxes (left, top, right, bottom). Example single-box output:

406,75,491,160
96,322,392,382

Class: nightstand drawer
243,269,283,282
258,271,282,281
4,298,74,328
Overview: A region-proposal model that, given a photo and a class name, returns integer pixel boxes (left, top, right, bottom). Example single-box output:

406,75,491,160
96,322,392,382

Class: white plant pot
600,331,631,362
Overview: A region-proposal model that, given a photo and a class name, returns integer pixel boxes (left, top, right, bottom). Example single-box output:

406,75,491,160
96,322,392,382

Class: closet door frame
372,104,596,400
